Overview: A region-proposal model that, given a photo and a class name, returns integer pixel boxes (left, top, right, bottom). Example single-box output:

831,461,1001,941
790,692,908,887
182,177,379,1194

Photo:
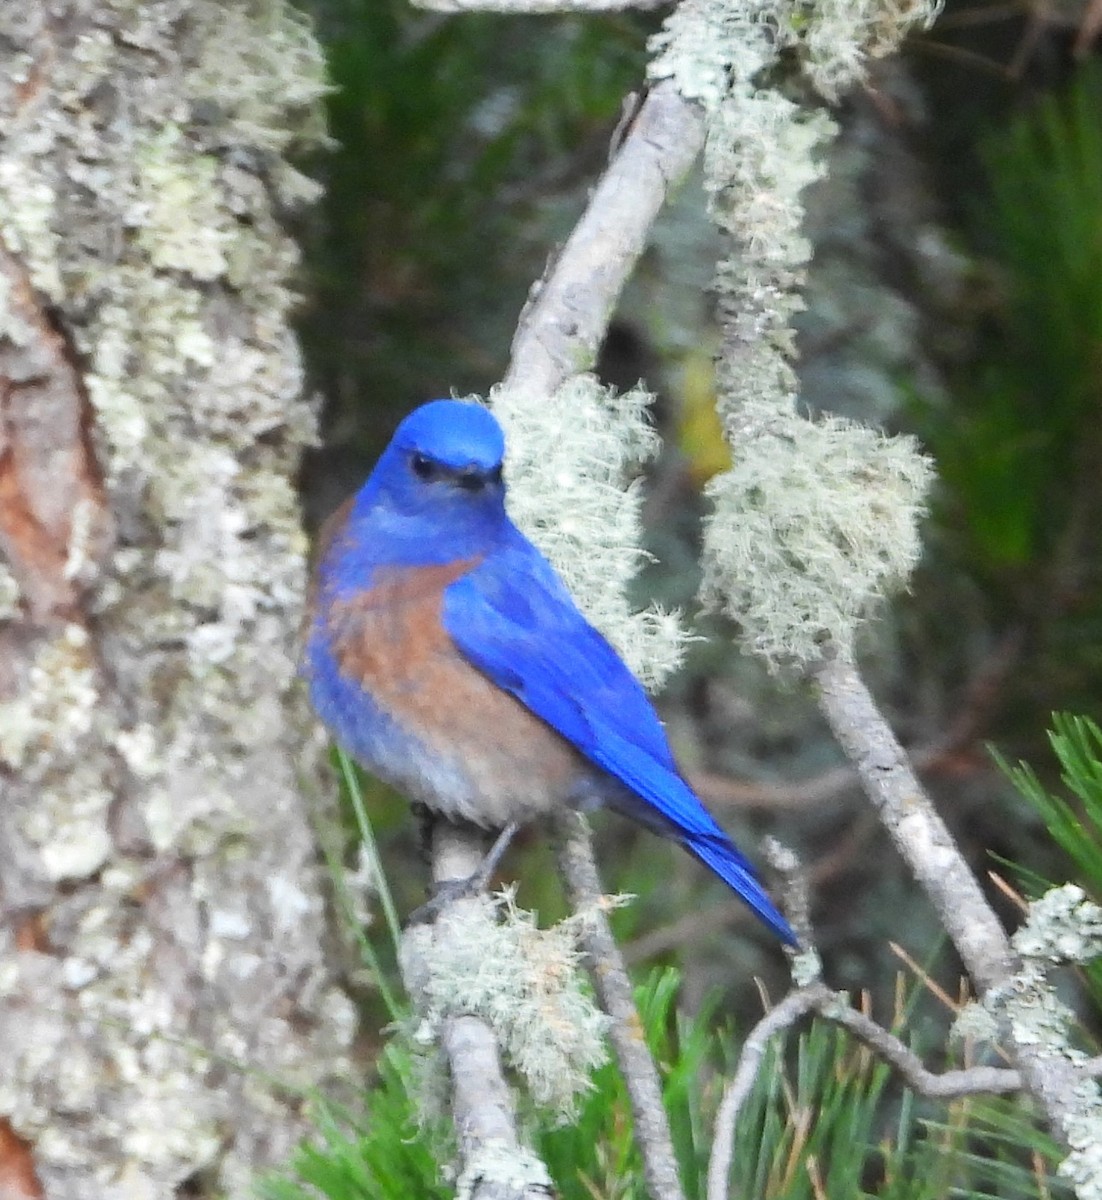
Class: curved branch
708,980,1102,1200
499,80,704,400
707,989,821,1200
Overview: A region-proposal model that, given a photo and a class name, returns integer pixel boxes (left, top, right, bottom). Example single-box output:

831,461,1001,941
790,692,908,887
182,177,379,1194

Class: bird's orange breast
322,560,585,826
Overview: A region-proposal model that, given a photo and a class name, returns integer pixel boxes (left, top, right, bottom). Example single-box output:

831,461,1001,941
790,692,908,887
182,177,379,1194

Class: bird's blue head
389,400,506,490
342,400,509,567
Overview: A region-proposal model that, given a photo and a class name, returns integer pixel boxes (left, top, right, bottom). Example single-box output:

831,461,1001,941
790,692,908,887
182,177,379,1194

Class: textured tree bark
0,3,353,1197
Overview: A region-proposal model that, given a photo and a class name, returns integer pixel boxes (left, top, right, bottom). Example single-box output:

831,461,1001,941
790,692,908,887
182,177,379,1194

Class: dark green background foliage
281,1,1102,1194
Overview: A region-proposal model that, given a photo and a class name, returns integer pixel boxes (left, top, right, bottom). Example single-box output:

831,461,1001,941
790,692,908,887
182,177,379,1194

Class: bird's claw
408,876,483,925
408,821,520,925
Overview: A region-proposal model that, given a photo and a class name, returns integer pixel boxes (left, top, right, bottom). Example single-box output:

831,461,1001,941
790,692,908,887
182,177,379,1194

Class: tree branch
412,72,706,1200
814,646,1096,1157
443,1014,554,1200
401,823,555,1200
498,80,704,400
556,814,688,1200
707,989,821,1200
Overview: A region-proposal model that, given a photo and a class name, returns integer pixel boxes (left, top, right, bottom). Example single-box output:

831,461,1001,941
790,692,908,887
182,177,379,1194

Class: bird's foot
409,821,519,925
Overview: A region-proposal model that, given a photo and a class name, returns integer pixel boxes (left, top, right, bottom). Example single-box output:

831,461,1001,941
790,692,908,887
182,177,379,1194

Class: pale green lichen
949,999,1000,1047
700,399,932,666
185,1,330,162
490,375,686,690
133,127,233,280
401,890,609,1123
1011,884,1102,963
649,0,937,667
786,0,943,99
24,784,114,882
0,624,98,771
0,161,63,299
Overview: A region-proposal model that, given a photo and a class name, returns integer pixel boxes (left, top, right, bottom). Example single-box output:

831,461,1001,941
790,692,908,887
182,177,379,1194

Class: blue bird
304,400,795,944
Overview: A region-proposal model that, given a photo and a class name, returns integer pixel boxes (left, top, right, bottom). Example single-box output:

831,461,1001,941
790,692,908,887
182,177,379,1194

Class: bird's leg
476,819,520,884
408,820,520,924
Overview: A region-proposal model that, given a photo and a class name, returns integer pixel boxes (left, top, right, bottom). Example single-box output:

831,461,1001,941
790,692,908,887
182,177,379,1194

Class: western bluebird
304,400,795,944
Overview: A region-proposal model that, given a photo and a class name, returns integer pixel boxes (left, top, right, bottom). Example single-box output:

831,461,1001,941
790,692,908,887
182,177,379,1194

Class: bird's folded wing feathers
442,545,796,943
441,547,746,849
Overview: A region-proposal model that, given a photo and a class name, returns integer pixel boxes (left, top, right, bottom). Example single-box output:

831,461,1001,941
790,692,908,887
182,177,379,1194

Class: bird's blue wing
442,536,795,944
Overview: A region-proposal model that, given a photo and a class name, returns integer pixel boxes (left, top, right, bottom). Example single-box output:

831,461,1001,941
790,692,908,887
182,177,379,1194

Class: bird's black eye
411,452,439,481
487,464,503,486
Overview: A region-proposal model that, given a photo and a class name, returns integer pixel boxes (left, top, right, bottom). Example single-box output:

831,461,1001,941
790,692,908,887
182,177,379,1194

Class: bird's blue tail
683,834,798,945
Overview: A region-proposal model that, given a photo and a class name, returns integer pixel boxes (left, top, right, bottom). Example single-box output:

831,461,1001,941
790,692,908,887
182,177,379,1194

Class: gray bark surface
0,3,353,1195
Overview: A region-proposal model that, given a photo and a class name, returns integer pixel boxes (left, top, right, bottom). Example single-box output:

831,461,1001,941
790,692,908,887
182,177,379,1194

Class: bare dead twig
707,980,1102,1200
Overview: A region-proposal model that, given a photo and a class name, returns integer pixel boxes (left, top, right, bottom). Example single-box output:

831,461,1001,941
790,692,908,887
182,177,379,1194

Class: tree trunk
0,3,353,1196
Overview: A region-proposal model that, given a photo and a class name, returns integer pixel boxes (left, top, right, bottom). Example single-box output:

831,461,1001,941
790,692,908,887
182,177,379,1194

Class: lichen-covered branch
0,4,353,1195
814,651,1102,1192
405,828,544,1200
442,1016,555,1200
399,826,604,1200
643,0,1102,1191
649,0,937,670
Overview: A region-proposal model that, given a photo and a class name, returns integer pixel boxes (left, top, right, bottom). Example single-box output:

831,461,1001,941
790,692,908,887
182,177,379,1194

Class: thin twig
761,837,815,955
817,998,1025,1098
707,980,1102,1200
556,814,687,1200
707,990,820,1200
